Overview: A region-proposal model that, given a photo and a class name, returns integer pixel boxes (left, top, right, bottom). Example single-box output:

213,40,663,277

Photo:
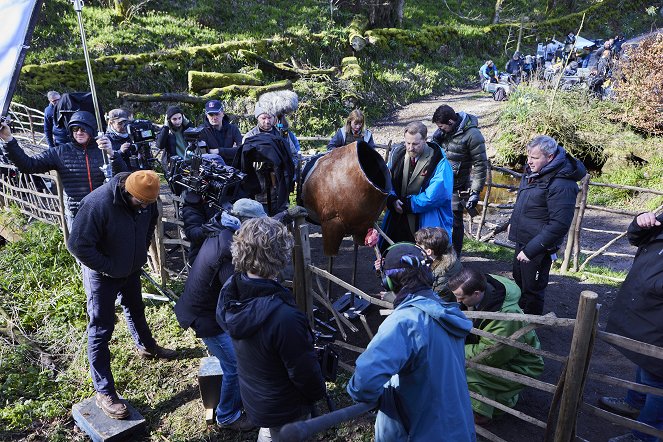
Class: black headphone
380,243,429,291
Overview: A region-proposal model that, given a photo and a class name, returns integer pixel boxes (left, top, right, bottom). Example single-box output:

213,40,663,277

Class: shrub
613,33,663,135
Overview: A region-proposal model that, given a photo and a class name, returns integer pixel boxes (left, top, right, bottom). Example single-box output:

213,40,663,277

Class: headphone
380,243,430,291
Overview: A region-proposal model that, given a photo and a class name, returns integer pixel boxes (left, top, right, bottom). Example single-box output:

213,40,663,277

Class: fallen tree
239,50,339,78
188,70,263,93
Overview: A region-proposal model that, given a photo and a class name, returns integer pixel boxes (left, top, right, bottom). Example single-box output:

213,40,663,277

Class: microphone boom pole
71,0,111,176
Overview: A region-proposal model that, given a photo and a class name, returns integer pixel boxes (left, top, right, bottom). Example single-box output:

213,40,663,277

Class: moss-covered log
117,80,293,103
341,56,362,80
348,15,368,52
188,71,263,93
239,50,339,79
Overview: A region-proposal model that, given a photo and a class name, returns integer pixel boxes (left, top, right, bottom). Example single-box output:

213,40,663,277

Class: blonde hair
344,109,365,135
231,217,294,278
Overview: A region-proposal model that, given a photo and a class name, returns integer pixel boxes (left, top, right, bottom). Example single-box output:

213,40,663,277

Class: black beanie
166,106,184,120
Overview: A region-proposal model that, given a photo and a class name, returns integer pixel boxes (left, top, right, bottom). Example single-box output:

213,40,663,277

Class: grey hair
404,121,427,139
527,135,558,156
231,217,294,278
47,91,60,100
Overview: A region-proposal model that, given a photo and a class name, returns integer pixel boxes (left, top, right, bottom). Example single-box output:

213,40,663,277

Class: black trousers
452,209,464,258
512,244,552,315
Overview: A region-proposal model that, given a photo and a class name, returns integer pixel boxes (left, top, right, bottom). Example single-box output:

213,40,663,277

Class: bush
613,33,663,135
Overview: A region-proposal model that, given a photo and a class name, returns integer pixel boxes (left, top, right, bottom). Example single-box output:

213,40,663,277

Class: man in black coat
198,100,242,165
67,170,176,420
43,90,70,147
431,105,488,256
0,111,120,230
508,135,586,315
600,211,663,442
217,217,325,440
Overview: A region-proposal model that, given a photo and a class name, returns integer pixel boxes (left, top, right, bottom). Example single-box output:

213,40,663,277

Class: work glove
287,205,308,218
465,192,480,210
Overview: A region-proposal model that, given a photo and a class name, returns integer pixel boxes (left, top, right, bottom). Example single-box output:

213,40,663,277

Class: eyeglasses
71,127,86,133
131,195,150,205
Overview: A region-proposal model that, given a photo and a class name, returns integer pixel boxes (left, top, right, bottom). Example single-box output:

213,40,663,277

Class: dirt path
349,88,640,441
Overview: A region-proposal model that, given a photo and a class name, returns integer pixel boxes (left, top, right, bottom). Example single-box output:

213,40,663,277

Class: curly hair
231,217,294,278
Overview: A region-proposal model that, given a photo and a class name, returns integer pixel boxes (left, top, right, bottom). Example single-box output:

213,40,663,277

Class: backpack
493,87,507,101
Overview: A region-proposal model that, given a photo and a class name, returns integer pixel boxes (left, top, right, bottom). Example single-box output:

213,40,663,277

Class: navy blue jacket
43,104,70,148
175,213,239,337
508,147,586,258
67,173,158,278
198,115,242,164
3,138,112,217
217,273,325,427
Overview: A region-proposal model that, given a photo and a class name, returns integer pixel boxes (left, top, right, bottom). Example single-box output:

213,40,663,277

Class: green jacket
465,274,544,418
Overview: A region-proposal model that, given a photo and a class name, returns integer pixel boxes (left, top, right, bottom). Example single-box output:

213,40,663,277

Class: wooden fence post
154,198,168,284
54,173,69,243
553,290,598,442
292,216,313,327
572,175,589,272
560,188,581,273
475,163,492,240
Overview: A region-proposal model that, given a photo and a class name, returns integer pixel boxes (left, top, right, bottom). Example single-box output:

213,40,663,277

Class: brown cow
302,141,392,256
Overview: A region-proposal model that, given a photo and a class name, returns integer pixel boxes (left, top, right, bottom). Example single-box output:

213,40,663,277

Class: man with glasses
198,100,242,164
43,90,70,148
0,110,121,230
67,170,177,420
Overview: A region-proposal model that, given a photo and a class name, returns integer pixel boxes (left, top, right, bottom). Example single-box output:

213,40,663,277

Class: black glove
401,196,413,214
465,192,480,210
386,194,399,211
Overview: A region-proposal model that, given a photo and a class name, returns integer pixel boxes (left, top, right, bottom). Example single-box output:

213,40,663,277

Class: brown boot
95,392,129,420
137,344,178,360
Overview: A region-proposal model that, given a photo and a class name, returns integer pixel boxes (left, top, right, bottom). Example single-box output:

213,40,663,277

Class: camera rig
126,119,157,170
167,152,246,210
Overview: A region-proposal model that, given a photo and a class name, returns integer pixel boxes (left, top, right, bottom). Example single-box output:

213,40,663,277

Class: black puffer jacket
175,212,239,338
432,112,488,194
67,172,158,278
217,273,325,428
508,147,586,258
3,111,112,217
606,213,663,377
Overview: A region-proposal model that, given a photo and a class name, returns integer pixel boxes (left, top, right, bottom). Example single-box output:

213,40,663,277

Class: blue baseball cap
205,100,224,114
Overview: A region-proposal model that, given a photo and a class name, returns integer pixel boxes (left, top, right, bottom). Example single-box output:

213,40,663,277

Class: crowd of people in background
0,66,659,440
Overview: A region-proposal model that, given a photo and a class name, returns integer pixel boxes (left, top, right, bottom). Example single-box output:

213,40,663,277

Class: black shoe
598,397,640,419
95,392,129,420
218,412,257,432
137,344,178,360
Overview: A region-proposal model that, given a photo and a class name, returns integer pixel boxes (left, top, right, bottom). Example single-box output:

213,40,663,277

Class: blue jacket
43,104,70,148
480,63,498,80
67,173,158,278
347,289,476,442
383,142,454,241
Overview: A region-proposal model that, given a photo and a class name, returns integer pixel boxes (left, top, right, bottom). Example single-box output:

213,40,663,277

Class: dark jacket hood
202,211,240,237
218,273,295,339
526,145,587,183
67,110,98,140
455,112,479,134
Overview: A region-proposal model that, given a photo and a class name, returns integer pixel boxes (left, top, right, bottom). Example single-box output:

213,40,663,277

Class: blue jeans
83,266,157,395
626,367,663,442
201,333,242,424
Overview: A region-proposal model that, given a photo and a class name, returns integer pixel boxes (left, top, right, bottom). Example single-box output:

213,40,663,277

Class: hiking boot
95,392,129,420
137,344,178,360
473,411,492,426
218,412,257,432
598,397,640,419
608,433,645,442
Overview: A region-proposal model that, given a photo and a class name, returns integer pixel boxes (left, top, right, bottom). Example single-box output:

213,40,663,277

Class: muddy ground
313,88,638,441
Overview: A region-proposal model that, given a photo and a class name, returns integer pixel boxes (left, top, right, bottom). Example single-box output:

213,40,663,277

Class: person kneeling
449,267,544,425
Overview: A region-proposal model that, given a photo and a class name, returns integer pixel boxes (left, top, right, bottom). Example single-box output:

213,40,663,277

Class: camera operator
217,217,326,441
198,100,242,165
0,111,120,230
105,108,133,158
157,105,194,170
179,153,227,265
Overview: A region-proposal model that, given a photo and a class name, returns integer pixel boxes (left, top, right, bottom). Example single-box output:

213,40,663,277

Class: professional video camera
313,331,339,382
183,126,208,151
167,152,246,209
126,119,157,170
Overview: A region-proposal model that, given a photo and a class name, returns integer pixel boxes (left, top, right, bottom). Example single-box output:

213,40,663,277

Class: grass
463,238,514,261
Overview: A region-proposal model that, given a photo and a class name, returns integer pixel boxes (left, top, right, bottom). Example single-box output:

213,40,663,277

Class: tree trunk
492,0,505,24
114,0,130,17
567,0,576,12
365,0,405,28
